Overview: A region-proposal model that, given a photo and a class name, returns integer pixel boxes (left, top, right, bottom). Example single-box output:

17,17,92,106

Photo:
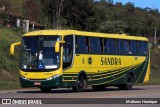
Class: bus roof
23,30,148,41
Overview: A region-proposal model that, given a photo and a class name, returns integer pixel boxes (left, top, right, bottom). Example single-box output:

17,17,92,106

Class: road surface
0,85,160,107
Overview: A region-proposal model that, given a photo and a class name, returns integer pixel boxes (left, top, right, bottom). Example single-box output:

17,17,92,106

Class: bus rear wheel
72,76,87,92
40,87,51,93
118,74,133,90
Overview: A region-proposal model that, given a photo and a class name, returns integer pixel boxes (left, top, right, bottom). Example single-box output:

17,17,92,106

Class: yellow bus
10,30,150,92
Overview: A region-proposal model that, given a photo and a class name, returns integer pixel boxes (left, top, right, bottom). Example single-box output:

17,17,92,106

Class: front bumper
20,76,62,88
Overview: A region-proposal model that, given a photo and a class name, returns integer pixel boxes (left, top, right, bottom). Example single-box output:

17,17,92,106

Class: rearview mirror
55,41,65,53
10,42,21,56
55,42,60,52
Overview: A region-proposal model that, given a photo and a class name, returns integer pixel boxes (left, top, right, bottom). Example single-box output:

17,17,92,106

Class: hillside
0,28,21,89
1,0,160,36
149,46,160,84
0,28,160,89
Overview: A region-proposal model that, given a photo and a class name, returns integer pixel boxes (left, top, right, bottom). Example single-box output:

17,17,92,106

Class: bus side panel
62,54,147,87
135,55,150,83
143,50,150,83
143,60,150,83
62,67,77,87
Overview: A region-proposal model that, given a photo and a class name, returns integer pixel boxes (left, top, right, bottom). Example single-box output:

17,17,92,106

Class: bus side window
106,39,116,54
76,36,87,53
130,41,138,55
104,38,108,53
118,39,127,54
127,40,132,54
114,39,118,54
90,37,101,53
139,41,147,55
86,37,89,52
63,35,73,69
100,38,104,53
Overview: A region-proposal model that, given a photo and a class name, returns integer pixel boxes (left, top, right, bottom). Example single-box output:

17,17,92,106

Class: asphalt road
0,85,160,107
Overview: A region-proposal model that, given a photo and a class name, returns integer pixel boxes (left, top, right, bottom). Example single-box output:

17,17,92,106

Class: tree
125,2,135,15
0,0,12,26
115,2,122,7
62,0,95,30
99,21,127,33
23,0,42,22
40,0,66,29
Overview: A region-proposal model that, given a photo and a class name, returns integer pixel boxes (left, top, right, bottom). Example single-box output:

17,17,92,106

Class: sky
113,0,160,11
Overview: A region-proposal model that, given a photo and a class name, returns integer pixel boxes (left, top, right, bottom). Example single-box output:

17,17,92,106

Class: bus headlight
46,74,60,80
21,76,29,80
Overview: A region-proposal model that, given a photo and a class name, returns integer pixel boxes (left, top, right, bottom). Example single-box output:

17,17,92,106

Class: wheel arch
77,71,88,81
128,72,134,78
126,71,135,83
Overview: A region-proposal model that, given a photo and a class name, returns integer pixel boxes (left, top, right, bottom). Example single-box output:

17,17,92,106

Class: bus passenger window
76,36,87,53
139,41,147,55
90,37,101,53
104,39,108,53
100,38,104,53
86,37,89,52
130,41,138,55
118,39,128,54
127,41,132,54
105,39,116,54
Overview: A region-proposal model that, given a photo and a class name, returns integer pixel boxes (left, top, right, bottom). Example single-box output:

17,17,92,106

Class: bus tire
92,85,106,91
118,74,133,90
40,87,51,93
72,76,87,92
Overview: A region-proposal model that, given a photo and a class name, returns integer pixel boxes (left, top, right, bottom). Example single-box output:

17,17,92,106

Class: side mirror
55,41,65,53
10,42,21,56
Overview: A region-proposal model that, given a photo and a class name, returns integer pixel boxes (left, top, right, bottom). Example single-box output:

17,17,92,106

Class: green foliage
0,28,21,75
0,28,21,89
0,80,20,90
99,21,127,33
10,0,25,15
61,0,96,30
1,0,160,36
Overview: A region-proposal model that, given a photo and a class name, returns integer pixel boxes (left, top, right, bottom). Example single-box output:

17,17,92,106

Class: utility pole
154,16,157,45
149,11,158,45
56,0,65,29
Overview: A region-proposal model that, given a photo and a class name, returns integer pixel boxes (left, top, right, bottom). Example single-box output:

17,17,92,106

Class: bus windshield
20,36,60,71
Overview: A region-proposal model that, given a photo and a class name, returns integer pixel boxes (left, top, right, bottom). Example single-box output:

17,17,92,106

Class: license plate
34,82,41,86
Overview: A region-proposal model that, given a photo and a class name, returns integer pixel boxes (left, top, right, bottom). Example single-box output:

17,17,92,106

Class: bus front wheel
72,76,87,92
40,87,51,93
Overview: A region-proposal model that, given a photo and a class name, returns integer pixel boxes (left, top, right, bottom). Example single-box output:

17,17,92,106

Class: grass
146,46,160,85
0,28,21,73
0,27,21,89
0,80,21,90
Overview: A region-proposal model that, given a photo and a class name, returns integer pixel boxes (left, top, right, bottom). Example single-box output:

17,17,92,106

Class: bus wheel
92,85,106,91
72,76,87,92
40,87,51,93
118,74,133,90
